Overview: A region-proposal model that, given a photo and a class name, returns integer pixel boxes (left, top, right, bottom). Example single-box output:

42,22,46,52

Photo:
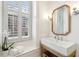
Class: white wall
38,1,79,56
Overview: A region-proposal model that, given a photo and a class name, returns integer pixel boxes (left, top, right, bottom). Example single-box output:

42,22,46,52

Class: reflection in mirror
52,5,71,35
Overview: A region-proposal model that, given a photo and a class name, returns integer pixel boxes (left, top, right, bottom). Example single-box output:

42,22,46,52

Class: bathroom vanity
40,37,76,57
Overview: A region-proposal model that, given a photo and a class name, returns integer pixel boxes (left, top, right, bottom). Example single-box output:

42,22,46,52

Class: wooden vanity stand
40,44,76,57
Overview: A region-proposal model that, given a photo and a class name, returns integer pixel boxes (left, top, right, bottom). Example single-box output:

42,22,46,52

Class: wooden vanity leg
40,42,43,57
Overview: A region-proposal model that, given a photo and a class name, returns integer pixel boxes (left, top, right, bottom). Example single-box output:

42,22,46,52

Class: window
7,1,19,37
21,1,31,37
3,1,32,42
8,14,18,37
22,16,28,36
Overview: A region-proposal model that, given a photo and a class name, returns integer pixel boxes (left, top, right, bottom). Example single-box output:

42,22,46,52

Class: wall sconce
72,2,79,15
73,7,79,15
48,16,52,21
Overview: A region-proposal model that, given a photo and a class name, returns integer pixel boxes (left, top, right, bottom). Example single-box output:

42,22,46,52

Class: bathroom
0,1,79,57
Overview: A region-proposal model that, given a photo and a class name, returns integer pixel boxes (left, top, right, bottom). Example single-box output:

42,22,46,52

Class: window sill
0,44,37,57
16,46,37,57
8,37,18,40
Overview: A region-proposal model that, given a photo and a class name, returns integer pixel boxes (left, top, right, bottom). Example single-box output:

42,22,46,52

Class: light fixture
48,16,52,21
72,2,79,15
43,13,49,21
73,7,79,15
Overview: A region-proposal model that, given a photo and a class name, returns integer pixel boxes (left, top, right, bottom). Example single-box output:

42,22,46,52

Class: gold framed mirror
52,5,71,36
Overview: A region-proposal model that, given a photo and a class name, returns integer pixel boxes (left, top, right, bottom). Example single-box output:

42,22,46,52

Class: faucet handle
60,36,63,41
57,36,60,40
54,36,56,39
54,36,59,40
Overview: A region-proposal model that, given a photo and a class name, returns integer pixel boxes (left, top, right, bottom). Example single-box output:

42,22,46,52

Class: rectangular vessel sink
41,37,76,56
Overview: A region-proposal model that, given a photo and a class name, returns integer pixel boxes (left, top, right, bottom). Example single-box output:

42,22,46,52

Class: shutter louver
21,1,32,36
7,1,18,37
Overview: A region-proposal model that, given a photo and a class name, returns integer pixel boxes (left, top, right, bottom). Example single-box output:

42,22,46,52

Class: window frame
2,1,32,43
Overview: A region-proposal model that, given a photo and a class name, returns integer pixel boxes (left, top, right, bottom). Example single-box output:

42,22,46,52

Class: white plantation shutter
21,1,32,37
3,1,32,42
7,1,19,37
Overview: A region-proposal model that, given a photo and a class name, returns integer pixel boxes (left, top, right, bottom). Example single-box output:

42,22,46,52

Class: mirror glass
52,5,71,35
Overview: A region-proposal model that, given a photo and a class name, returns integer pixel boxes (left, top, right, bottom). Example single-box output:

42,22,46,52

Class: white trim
0,2,2,46
8,37,18,40
22,36,29,38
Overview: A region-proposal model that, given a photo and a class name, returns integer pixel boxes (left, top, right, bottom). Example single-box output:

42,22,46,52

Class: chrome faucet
54,36,59,40
54,36,56,39
54,36,63,41
60,36,63,41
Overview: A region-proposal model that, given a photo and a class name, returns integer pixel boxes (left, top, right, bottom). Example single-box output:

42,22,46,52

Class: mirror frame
52,5,71,36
